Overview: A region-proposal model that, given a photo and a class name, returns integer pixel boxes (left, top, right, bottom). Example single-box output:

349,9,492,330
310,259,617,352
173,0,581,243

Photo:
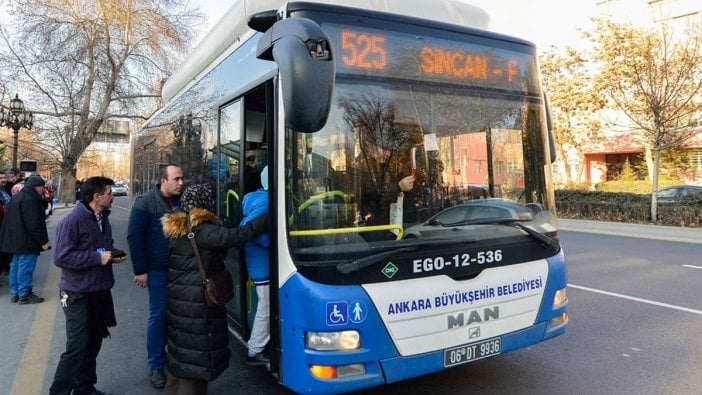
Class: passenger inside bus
301,135,337,194
244,154,262,194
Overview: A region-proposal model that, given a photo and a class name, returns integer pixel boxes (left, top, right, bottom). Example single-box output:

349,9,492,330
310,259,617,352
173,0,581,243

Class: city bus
130,0,568,393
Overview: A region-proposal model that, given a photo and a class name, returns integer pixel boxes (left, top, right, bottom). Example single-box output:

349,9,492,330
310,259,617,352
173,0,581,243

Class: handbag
187,215,234,307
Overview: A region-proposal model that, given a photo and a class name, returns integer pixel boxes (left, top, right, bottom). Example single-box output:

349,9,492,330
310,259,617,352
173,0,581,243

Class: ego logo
382,262,399,279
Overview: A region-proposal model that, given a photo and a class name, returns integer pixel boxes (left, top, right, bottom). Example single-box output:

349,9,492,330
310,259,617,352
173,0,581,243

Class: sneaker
150,368,166,389
247,353,270,366
18,292,44,305
10,295,18,303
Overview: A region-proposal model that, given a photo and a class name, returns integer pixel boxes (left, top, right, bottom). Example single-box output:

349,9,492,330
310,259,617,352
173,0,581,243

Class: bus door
218,83,273,350
218,97,246,335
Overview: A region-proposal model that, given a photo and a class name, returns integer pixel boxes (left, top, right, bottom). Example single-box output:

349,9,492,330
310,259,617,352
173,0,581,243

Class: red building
580,130,702,184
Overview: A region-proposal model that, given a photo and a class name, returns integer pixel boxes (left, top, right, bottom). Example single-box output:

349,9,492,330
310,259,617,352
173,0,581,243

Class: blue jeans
9,253,39,298
147,270,168,370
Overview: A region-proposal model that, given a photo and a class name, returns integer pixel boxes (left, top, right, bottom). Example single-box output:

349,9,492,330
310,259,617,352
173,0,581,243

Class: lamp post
0,94,33,169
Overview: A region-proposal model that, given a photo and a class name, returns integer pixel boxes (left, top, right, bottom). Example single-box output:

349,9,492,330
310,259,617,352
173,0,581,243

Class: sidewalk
52,202,76,211
558,218,702,244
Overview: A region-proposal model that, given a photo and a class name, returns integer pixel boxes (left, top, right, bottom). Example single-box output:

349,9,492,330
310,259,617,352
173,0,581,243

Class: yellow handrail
225,189,239,218
297,190,348,212
288,190,349,226
289,224,403,240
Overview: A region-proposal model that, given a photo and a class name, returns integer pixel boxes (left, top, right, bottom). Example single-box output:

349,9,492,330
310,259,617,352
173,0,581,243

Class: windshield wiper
337,246,416,275
336,238,477,275
443,218,558,251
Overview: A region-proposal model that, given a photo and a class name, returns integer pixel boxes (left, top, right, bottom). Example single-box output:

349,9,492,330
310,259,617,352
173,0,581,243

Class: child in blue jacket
240,166,270,365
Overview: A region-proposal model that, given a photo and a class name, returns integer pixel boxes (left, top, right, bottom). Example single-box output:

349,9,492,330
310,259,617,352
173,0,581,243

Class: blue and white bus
131,1,568,393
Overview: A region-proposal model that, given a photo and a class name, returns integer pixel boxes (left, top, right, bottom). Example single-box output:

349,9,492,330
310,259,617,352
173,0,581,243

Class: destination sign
326,24,539,92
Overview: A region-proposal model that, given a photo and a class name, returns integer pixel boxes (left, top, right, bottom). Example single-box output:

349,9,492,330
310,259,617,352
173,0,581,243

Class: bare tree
585,16,702,221
0,0,203,202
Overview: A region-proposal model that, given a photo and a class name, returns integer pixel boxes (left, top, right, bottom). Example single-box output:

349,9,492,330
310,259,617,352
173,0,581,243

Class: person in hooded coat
161,183,268,394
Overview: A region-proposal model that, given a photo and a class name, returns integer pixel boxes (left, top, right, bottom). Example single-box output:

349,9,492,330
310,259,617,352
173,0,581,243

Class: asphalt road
1,198,701,395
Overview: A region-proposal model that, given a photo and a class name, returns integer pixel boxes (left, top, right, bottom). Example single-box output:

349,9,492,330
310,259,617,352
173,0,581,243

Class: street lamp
0,94,33,169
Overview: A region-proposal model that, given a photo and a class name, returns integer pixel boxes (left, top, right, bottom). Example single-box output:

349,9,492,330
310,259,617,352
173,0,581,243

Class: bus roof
161,0,490,104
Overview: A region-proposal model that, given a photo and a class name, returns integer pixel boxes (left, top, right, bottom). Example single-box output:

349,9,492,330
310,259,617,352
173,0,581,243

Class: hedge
555,189,702,228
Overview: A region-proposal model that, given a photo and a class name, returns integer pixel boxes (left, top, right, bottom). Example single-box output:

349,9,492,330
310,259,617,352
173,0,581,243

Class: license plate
443,337,501,367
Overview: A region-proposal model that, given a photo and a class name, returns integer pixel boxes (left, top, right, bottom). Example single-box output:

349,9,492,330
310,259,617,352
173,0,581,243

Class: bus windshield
285,78,554,264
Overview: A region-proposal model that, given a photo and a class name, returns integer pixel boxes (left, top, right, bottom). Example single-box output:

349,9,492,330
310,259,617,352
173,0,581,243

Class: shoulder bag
187,215,234,307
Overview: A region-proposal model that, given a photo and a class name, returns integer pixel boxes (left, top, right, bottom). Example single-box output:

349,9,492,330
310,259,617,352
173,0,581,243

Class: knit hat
181,183,215,213
25,175,45,187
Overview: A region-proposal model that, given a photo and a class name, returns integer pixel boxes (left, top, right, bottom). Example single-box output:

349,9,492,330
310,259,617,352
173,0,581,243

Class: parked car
656,185,702,203
404,198,536,239
448,184,489,200
112,181,128,196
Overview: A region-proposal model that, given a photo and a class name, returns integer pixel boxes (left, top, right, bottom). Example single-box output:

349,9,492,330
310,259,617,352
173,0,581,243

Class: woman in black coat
161,183,268,394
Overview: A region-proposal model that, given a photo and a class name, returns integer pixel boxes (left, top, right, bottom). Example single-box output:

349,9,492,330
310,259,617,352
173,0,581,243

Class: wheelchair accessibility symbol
326,301,348,326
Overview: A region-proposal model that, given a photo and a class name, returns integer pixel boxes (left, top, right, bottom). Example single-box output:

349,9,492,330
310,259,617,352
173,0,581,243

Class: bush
555,190,650,222
595,180,652,194
555,189,701,228
594,179,684,194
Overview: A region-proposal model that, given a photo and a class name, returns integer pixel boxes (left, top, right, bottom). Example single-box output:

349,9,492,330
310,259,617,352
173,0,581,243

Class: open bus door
219,12,334,378
218,82,278,369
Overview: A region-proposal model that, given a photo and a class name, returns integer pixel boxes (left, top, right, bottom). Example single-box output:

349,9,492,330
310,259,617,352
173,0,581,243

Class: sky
466,0,600,50
198,0,601,51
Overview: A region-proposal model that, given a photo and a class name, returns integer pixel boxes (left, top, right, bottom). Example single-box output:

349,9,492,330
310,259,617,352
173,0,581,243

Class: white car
112,182,128,196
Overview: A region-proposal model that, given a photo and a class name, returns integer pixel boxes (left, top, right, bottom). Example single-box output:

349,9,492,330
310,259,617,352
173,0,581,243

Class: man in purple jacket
49,176,127,395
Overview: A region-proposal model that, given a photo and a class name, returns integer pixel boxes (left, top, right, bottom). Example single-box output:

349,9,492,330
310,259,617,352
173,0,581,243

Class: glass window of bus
220,99,243,227
285,79,553,261
133,131,160,196
281,16,554,267
218,99,249,323
170,112,210,185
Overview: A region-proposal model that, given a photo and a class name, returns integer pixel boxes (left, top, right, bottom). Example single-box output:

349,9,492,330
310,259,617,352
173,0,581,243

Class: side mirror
255,17,335,132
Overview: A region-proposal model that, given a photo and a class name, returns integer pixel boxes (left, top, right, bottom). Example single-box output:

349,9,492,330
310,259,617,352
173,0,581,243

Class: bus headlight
552,287,567,308
306,330,361,351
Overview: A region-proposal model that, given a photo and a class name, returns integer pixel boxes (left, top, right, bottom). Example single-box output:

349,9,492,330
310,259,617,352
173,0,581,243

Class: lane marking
682,265,702,270
569,283,702,315
11,260,60,395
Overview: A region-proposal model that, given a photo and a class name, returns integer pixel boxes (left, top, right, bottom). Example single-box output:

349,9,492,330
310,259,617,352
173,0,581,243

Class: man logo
447,306,499,329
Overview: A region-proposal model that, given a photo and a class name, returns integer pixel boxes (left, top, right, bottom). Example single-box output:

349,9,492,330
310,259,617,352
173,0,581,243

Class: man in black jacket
0,175,51,304
127,164,183,389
